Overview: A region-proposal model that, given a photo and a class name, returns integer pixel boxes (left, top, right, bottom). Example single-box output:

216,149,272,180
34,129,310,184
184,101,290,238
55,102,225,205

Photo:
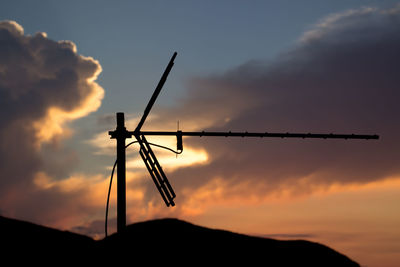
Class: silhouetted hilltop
0,215,94,263
100,218,359,266
1,216,359,266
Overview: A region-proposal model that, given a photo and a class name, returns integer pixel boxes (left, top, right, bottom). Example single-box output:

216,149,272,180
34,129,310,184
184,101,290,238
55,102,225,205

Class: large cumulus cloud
0,21,104,224
141,5,400,210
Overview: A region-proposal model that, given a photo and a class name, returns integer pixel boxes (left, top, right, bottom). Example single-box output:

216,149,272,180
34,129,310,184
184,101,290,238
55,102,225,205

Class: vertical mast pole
116,112,126,233
109,112,132,234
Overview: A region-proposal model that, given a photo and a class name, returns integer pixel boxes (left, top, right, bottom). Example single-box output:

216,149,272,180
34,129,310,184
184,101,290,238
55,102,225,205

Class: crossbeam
133,131,379,140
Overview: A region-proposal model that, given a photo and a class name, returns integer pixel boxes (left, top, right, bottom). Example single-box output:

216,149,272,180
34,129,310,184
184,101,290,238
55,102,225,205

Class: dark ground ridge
0,216,359,266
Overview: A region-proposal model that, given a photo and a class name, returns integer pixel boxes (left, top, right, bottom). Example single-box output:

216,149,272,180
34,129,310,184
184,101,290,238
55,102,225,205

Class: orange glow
179,176,400,267
179,175,400,214
33,61,104,146
32,170,144,233
89,133,209,171
31,171,400,266
34,171,144,206
126,135,209,171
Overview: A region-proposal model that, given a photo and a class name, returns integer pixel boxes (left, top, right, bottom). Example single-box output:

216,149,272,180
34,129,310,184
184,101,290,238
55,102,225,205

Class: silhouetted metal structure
109,52,379,234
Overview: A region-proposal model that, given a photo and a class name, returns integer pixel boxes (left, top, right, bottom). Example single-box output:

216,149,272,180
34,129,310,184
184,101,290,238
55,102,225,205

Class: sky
1,1,400,266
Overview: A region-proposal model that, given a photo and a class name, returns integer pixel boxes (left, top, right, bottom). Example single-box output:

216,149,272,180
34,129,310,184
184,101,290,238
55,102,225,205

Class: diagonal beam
135,134,176,207
135,52,177,132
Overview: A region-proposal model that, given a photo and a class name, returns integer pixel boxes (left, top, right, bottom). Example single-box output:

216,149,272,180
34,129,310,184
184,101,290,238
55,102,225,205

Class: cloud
139,4,400,209
0,21,104,225
3,2,400,236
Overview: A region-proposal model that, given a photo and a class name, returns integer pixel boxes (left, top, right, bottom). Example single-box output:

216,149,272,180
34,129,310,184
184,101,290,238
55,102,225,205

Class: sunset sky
1,1,400,266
